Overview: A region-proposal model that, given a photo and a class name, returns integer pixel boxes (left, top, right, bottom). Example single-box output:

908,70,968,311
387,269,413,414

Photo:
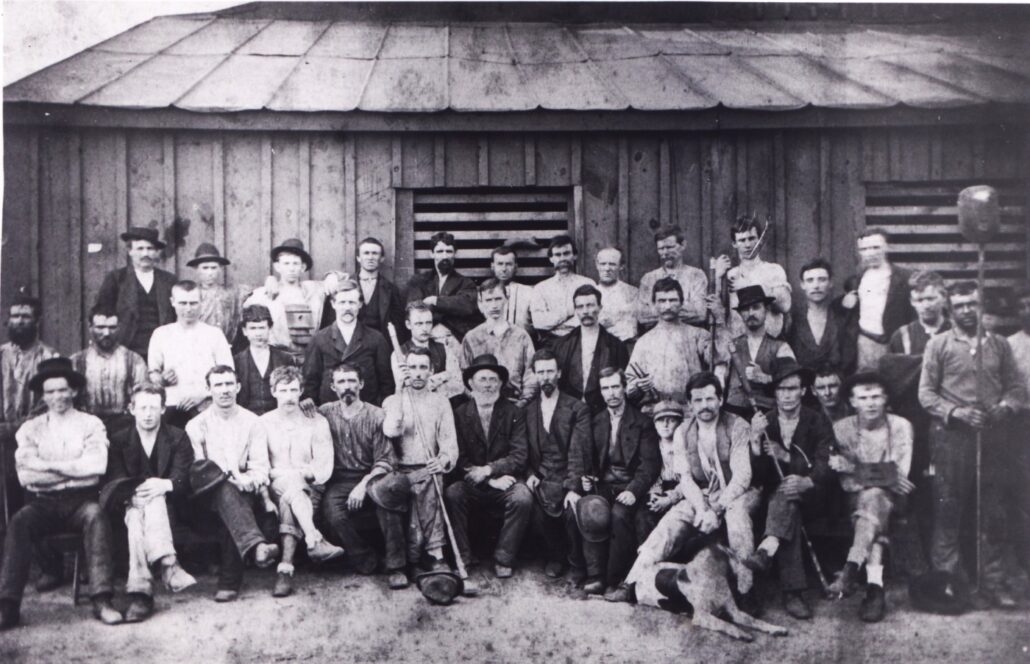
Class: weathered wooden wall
2,124,1026,353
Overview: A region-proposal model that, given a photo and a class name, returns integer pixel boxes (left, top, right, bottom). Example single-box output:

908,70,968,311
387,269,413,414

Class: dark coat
552,326,629,415
233,346,296,414
405,269,483,341
837,264,916,371
302,322,394,406
582,404,660,501
105,424,195,511
787,302,845,371
453,398,528,479
319,275,409,348
94,266,178,351
751,405,834,493
525,391,591,513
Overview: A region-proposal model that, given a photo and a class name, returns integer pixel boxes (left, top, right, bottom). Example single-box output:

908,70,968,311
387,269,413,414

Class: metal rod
974,243,986,590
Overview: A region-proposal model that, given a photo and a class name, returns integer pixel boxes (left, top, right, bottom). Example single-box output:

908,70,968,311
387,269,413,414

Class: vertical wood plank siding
2,125,1026,352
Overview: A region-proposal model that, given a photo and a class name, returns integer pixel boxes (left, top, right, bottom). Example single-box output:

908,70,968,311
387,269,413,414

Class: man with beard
302,280,393,408
445,354,532,579
553,285,629,415
571,368,659,595
320,363,410,589
382,348,459,574
523,349,591,579
812,365,850,422
148,281,234,428
919,282,1026,608
391,302,462,400
594,248,640,344
787,259,846,372
637,228,708,329
252,366,343,597
233,305,296,416
626,278,724,409
725,285,795,416
188,243,242,346
530,236,596,345
71,306,149,433
829,372,915,622
95,227,177,359
405,232,482,343
490,245,534,331
461,280,537,407
184,365,280,602
1,294,59,424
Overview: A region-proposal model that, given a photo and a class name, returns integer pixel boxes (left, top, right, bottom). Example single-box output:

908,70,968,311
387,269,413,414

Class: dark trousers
192,482,270,591
531,502,571,564
763,491,809,592
444,480,533,568
574,482,639,587
0,487,114,602
321,476,406,573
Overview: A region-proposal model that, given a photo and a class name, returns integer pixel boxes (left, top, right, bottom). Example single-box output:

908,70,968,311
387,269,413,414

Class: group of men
0,217,1027,632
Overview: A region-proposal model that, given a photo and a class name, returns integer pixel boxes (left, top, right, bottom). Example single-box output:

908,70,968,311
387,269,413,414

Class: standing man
71,305,149,434
919,282,1025,608
302,280,394,407
637,228,708,329
490,245,534,331
95,226,177,359
188,243,241,345
530,235,596,345
553,285,629,415
1007,284,1030,569
233,305,296,416
461,280,537,407
787,259,845,372
320,363,410,589
405,231,482,343
321,237,407,349
253,366,343,597
1,294,59,424
148,281,234,428
391,302,462,399
594,248,639,344
445,354,533,579
725,285,796,416
713,217,792,339
0,358,119,629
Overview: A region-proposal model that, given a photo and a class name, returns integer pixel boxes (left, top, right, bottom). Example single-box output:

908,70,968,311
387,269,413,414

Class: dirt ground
1,560,1028,664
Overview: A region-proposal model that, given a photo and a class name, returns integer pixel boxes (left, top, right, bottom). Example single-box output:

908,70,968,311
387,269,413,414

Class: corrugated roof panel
885,26,1030,59
520,62,627,110
507,24,586,64
635,27,732,55
360,57,447,111
267,56,370,111
570,26,658,59
448,58,536,111
745,55,892,108
378,24,448,59
961,54,1030,83
5,51,150,104
763,28,928,58
306,22,387,58
165,18,270,55
666,54,803,109
881,52,1030,105
175,54,299,111
80,54,225,108
823,58,984,108
449,25,516,63
92,16,212,54
686,27,792,56
593,56,715,110
239,19,330,55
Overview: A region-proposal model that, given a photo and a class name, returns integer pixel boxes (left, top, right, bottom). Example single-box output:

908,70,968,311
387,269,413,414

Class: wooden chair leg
72,549,81,606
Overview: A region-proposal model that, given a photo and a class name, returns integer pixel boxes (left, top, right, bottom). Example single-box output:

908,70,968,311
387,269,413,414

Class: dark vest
131,277,161,358
243,362,275,415
534,405,567,481
358,285,383,334
685,417,736,489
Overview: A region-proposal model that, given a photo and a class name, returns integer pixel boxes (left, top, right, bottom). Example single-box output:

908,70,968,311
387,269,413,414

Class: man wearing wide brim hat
95,226,178,359
724,284,796,417
188,243,242,344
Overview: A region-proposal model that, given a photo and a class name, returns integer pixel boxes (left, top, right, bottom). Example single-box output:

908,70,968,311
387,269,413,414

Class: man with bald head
594,247,639,346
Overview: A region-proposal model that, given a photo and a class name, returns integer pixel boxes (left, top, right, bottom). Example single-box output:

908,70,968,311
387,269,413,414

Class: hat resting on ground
28,357,86,392
187,242,231,267
462,354,510,390
415,569,464,605
120,226,166,250
271,238,312,270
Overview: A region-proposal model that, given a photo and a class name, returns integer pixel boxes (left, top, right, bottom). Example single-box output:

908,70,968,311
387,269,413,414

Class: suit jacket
233,346,296,413
583,405,660,500
319,275,408,347
95,266,177,351
105,424,195,509
553,326,629,415
838,264,916,367
751,406,833,493
303,322,394,406
526,391,591,511
453,398,528,479
405,269,483,341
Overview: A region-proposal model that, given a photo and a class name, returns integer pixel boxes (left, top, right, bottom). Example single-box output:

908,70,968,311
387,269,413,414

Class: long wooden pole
974,244,986,590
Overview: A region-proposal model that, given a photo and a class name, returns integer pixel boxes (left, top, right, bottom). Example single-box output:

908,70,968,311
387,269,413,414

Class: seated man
234,304,296,416
104,383,197,623
184,365,280,602
253,366,343,598
639,401,686,543
446,354,532,579
743,359,834,620
828,371,914,623
0,358,119,629
320,363,410,589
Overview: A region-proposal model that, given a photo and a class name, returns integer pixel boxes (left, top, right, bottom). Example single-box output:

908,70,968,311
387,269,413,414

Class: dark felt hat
501,237,541,251
28,357,86,392
99,477,145,514
770,357,814,388
120,226,166,249
734,285,775,311
189,459,229,498
839,370,892,402
187,242,231,267
574,494,612,543
366,472,411,512
271,238,312,270
415,569,464,605
462,354,510,390
908,571,971,615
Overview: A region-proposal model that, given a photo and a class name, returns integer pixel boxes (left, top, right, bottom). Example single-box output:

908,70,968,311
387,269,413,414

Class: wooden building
3,2,1029,353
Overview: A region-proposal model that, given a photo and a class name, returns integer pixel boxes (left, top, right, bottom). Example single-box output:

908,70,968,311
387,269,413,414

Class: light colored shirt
858,265,892,336
597,281,640,341
148,322,234,408
249,346,270,377
778,412,800,448
1008,330,1030,411
185,405,268,488
199,284,242,343
627,323,723,404
336,321,357,346
70,344,149,416
460,321,537,402
728,259,792,338
580,326,600,392
530,273,596,336
638,264,708,327
1,340,59,422
503,282,534,330
244,280,326,351
656,436,683,485
833,414,913,493
382,388,458,470
253,409,334,487
15,409,109,492
539,390,559,433
134,269,154,293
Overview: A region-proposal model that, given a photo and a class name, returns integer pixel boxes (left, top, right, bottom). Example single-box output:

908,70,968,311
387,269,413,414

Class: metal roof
6,13,1030,113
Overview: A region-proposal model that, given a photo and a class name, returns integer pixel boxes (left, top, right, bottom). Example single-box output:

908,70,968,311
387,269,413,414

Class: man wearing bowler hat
188,243,242,344
95,226,178,359
0,358,119,629
445,354,533,579
725,284,796,416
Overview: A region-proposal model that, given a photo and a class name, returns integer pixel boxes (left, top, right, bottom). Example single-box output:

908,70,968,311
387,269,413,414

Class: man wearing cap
523,349,592,579
0,358,119,629
446,354,533,579
594,247,640,345
95,226,178,359
405,231,482,343
637,228,708,330
461,279,537,407
391,302,462,400
743,358,834,620
553,284,629,416
725,285,796,416
244,238,328,361
490,245,534,331
828,371,914,622
234,304,296,416
530,235,596,345
320,237,407,348
320,362,410,589
571,368,659,595
188,243,242,345
639,401,686,542
103,382,197,623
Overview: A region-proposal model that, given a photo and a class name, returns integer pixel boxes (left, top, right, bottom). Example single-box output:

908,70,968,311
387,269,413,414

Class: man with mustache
637,227,708,329
233,305,297,416
188,243,242,346
725,285,796,416
461,280,537,407
94,227,178,359
594,248,640,345
320,363,410,590
1,293,58,425
445,354,532,579
405,231,482,343
786,258,846,372
530,235,596,346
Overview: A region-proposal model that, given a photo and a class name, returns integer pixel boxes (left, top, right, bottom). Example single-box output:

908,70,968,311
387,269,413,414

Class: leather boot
0,599,20,630
91,595,124,626
123,594,154,623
